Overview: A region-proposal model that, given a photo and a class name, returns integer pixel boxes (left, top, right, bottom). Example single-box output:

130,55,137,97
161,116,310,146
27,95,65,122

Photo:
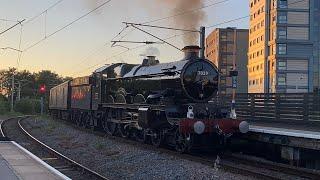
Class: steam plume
142,46,160,57
156,0,206,45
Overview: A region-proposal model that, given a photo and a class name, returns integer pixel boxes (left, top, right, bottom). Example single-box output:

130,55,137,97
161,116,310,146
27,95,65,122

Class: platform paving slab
0,141,68,180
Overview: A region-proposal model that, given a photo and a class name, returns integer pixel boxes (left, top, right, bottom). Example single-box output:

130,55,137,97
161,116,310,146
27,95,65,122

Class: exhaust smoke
155,0,206,45
142,46,160,57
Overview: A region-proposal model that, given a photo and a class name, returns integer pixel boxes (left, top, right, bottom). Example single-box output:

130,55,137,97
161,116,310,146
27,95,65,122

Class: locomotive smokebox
182,45,201,60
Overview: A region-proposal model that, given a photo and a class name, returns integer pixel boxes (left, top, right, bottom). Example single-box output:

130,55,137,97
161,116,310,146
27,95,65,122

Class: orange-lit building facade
249,0,320,93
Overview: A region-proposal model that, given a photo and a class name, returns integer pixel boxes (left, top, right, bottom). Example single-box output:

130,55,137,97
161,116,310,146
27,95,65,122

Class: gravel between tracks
21,116,256,180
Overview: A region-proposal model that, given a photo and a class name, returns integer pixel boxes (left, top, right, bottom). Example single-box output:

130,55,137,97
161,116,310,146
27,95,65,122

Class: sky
0,0,249,77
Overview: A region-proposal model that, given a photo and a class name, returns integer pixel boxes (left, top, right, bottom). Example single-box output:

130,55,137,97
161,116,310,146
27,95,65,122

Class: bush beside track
0,97,43,115
0,95,9,114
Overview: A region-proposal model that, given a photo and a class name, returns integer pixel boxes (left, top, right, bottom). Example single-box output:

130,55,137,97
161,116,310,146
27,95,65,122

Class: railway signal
39,84,46,94
39,84,46,115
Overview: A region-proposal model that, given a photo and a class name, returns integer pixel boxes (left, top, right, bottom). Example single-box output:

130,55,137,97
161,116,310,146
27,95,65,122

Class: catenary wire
23,0,65,25
41,0,309,76
76,0,233,70
22,0,113,52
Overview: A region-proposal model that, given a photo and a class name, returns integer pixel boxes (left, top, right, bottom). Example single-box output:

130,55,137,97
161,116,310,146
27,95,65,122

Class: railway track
0,116,109,180
51,117,320,180
4,116,320,179
221,153,320,180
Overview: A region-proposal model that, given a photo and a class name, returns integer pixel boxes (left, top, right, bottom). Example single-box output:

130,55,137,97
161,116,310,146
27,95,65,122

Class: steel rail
56,117,320,180
17,117,109,180
0,116,31,138
222,153,320,179
0,118,6,137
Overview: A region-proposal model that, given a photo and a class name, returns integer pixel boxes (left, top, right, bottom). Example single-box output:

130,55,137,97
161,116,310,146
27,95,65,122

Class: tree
0,68,69,99
14,70,36,98
34,70,64,96
0,68,16,97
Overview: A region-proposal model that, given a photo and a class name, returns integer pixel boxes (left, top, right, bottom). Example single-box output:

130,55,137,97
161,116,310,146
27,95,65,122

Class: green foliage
14,98,41,114
0,99,9,114
1,68,71,112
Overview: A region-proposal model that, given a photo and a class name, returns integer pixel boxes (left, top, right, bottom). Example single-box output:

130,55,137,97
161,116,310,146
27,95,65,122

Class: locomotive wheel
175,130,192,153
118,124,130,138
75,113,83,127
85,114,95,130
82,113,90,128
151,130,162,147
135,129,147,143
105,121,117,136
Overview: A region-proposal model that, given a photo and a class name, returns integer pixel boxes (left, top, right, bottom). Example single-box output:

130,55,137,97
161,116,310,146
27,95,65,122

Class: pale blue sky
0,0,249,77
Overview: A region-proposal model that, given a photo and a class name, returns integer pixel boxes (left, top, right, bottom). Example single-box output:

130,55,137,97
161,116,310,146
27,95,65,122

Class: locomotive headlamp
194,121,205,135
239,121,249,133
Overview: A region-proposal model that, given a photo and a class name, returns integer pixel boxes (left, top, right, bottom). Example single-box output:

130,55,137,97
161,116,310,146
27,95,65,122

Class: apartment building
249,0,320,93
206,28,249,94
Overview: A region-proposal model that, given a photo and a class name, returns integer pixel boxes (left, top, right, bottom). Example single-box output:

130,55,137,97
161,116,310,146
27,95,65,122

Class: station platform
0,141,70,180
249,122,320,140
245,121,320,150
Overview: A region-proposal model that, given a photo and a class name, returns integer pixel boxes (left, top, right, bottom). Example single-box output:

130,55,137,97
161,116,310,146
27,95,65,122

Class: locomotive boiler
49,45,249,153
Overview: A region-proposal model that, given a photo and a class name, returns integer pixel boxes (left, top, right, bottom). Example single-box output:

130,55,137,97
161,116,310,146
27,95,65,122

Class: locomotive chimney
147,56,156,62
182,45,201,60
142,56,159,66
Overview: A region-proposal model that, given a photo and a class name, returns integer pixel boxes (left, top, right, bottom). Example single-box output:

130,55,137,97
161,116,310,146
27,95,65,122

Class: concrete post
10,75,14,112
40,96,44,116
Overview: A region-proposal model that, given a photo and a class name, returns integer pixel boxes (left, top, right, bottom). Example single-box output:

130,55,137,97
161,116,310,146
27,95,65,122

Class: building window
278,28,287,39
278,0,287,8
278,44,287,55
221,32,227,41
278,61,287,70
227,32,234,41
278,77,286,85
278,12,287,23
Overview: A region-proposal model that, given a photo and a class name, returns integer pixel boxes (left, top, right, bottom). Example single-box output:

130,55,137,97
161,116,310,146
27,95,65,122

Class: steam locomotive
49,45,249,152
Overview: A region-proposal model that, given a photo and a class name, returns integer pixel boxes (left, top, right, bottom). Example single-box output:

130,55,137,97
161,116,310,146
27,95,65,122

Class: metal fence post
275,94,280,121
250,94,255,121
303,94,309,121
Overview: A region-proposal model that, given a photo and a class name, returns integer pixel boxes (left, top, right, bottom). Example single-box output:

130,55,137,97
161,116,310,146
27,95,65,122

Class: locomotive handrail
105,71,181,81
